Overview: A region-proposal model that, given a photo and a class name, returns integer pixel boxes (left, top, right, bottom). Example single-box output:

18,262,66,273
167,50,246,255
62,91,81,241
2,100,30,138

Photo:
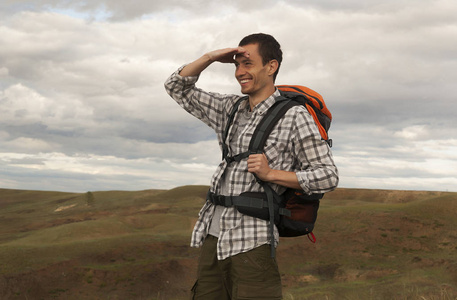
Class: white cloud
394,125,431,140
0,84,92,127
4,138,57,153
0,0,456,192
0,139,220,192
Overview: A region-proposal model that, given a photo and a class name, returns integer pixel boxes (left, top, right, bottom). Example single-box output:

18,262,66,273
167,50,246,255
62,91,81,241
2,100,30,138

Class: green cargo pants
190,235,282,300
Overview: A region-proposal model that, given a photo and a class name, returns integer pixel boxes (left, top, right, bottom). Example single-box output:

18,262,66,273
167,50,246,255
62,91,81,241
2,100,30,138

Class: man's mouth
240,79,251,84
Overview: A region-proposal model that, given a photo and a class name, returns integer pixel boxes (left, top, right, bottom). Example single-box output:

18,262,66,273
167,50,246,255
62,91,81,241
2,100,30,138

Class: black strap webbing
224,151,250,164
262,182,277,258
207,188,291,258
222,97,247,160
218,94,302,258
207,191,263,208
207,191,291,216
249,97,299,153
223,97,300,165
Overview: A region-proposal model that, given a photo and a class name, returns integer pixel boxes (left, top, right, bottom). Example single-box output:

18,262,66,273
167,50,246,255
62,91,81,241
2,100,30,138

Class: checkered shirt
165,66,338,260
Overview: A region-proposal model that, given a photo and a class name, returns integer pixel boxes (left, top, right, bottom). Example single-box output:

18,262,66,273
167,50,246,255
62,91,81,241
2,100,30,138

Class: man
165,33,338,299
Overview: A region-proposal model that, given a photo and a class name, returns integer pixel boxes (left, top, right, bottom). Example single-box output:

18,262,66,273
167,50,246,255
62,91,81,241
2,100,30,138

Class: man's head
234,33,282,100
238,33,282,82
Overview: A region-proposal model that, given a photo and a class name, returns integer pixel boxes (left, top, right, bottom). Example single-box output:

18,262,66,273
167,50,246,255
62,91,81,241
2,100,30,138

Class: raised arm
179,47,249,77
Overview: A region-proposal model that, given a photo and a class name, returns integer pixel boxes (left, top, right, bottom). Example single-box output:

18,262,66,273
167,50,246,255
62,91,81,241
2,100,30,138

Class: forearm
247,152,337,192
179,47,248,77
248,154,301,190
265,169,301,190
179,54,213,77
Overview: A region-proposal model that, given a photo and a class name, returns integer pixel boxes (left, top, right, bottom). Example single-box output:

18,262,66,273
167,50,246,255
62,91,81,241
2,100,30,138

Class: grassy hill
0,186,456,299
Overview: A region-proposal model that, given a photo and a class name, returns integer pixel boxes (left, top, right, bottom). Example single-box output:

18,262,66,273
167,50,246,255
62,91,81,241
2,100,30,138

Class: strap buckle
224,156,235,164
213,194,225,206
208,192,234,206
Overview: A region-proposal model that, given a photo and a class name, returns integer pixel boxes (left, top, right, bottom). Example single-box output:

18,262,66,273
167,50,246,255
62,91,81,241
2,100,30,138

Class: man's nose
235,65,246,77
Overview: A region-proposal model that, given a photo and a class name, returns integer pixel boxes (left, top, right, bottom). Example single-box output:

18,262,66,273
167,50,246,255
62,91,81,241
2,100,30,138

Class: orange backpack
276,85,332,146
217,84,333,257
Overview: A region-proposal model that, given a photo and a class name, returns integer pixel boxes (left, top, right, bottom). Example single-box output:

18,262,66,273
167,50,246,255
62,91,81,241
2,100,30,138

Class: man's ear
268,60,279,77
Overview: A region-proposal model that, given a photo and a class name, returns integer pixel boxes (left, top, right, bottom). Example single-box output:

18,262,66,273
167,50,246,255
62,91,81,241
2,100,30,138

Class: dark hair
239,33,282,81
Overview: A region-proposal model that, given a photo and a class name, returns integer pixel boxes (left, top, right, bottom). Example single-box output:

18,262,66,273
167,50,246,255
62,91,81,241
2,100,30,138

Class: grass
276,188,457,300
0,186,456,299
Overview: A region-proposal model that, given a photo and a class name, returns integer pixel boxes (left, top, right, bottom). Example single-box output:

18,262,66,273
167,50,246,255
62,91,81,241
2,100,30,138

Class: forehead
235,43,260,62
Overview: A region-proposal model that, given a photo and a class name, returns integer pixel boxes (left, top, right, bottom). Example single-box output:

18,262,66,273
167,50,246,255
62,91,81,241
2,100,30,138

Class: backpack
210,85,332,257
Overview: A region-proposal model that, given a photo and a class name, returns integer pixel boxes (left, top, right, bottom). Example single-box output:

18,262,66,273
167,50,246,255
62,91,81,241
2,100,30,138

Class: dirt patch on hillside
2,186,456,299
0,255,198,299
54,204,78,212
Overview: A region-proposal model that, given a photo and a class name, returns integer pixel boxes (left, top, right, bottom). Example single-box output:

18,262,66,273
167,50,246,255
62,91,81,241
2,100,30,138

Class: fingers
247,157,260,172
247,153,268,174
247,153,259,166
247,154,276,183
207,47,249,63
235,46,250,58
247,154,271,182
247,153,264,164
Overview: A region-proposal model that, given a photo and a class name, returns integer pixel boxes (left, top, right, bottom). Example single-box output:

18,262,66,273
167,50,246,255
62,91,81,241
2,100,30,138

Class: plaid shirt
165,66,338,260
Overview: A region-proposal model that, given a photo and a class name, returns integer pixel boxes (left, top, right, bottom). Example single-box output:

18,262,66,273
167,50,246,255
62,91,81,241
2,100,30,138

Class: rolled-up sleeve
164,66,238,132
292,109,339,194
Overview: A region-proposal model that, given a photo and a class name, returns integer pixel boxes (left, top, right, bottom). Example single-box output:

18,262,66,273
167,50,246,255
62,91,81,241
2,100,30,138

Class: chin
240,87,252,95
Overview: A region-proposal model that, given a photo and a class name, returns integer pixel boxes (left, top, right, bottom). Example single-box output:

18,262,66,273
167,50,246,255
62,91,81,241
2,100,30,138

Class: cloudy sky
1,0,456,193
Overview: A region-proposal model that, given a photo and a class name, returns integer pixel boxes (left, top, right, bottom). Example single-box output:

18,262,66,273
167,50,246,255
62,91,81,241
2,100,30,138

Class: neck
248,85,276,110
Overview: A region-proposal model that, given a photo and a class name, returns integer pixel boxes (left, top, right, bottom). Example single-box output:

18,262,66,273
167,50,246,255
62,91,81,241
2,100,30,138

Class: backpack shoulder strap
223,95,299,163
222,96,247,160
248,96,299,153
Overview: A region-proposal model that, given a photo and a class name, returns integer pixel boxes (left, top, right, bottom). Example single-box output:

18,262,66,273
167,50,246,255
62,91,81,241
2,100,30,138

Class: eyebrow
234,56,252,64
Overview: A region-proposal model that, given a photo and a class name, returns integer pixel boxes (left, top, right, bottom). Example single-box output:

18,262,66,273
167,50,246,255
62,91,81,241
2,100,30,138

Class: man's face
234,43,273,96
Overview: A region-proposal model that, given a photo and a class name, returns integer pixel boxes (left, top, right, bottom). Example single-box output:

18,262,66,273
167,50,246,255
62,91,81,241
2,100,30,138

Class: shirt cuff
296,171,310,194
175,64,200,86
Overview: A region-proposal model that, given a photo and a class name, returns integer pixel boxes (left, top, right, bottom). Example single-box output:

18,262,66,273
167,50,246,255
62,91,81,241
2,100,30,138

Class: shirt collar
241,89,281,115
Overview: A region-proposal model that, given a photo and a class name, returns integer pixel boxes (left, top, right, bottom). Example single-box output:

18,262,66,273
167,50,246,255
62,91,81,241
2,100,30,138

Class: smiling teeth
240,80,250,83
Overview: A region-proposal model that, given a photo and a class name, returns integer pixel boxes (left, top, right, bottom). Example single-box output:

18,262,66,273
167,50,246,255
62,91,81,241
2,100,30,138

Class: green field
0,186,456,299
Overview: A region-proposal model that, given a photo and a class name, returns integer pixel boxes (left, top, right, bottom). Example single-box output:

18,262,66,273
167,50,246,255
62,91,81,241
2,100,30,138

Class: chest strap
207,191,291,219
208,188,289,258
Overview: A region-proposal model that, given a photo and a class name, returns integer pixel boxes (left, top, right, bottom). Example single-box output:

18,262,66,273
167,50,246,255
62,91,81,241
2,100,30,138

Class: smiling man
165,33,338,299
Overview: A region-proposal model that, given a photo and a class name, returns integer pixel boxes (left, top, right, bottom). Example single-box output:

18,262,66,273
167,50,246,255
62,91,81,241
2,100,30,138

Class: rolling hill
0,186,456,299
